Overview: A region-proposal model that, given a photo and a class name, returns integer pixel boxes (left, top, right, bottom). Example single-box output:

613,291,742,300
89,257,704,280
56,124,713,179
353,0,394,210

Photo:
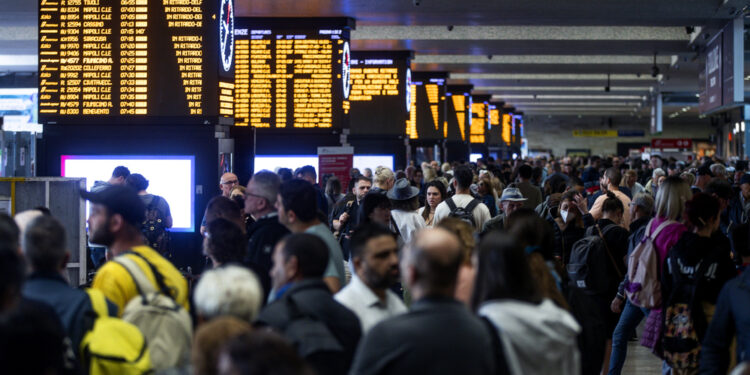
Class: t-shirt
92,245,189,316
589,189,631,228
305,223,346,287
432,194,491,230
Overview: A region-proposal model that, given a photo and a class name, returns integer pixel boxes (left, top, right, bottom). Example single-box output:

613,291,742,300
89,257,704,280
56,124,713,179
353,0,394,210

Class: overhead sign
318,146,353,189
651,138,692,149
572,130,617,137
699,18,744,114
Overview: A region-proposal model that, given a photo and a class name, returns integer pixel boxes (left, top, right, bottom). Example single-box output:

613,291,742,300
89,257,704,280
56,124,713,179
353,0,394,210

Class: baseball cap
80,185,145,226
740,174,750,186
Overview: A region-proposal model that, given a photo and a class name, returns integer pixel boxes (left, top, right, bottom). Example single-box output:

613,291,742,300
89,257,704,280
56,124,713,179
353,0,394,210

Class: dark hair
358,192,392,224
604,167,622,186
518,164,533,179
24,215,67,273
279,179,318,222
205,196,243,225
421,181,447,221
125,173,149,191
705,178,733,200
567,176,584,189
601,192,624,215
471,232,541,311
352,175,372,188
506,209,554,260
0,214,20,254
0,248,24,312
0,302,67,374
453,165,474,190
350,224,395,260
112,166,131,178
545,175,568,195
684,193,720,229
33,206,52,216
391,195,420,211
221,331,312,375
325,176,342,199
280,233,329,279
277,168,294,182
298,165,317,179
205,218,246,265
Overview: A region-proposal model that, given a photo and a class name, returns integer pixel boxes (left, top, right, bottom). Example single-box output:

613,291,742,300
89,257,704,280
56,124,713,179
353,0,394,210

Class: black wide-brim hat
387,178,420,201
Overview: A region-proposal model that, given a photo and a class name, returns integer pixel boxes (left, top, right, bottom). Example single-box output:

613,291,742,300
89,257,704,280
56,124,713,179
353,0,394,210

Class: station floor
622,341,662,375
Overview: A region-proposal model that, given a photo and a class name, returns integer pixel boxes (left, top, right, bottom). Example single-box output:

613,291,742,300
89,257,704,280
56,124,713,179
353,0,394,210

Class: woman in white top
418,181,447,227
473,232,581,375
387,178,426,244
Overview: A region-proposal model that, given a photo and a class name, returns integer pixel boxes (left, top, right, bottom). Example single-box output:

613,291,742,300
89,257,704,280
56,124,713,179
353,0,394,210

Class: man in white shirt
335,223,406,333
432,165,491,230
590,167,631,227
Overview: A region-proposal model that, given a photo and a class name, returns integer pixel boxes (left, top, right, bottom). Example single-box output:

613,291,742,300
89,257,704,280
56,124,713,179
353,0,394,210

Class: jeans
608,300,649,375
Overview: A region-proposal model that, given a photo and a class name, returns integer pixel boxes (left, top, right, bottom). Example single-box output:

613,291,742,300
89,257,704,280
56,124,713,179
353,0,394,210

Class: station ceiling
1,0,746,117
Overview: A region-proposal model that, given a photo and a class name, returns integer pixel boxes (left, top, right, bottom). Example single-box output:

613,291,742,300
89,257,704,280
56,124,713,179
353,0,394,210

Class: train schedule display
38,0,235,124
233,17,354,130
406,71,447,141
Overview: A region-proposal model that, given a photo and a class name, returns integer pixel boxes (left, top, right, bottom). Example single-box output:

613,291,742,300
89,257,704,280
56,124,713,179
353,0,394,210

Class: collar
347,275,388,308
410,295,464,312
28,271,68,284
258,212,278,221
274,282,294,300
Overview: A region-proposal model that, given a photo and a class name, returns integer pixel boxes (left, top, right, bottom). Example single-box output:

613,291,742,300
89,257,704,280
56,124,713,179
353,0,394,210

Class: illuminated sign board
501,113,512,145
233,17,354,130
446,85,472,142
38,0,234,124
349,50,412,135
407,71,447,141
470,94,490,144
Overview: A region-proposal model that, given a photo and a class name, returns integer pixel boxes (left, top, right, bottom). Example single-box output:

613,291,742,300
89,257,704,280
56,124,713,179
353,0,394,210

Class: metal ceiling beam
452,73,659,80
414,55,674,64
474,86,651,92
492,94,645,100
352,26,688,41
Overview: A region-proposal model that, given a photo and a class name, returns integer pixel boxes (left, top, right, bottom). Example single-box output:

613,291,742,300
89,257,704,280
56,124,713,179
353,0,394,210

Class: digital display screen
470,153,482,163
61,155,195,232
445,85,472,142
502,113,512,146
253,154,394,176
486,103,502,146
470,95,490,144
233,18,352,129
348,51,411,135
0,88,38,126
38,0,234,124
407,72,447,140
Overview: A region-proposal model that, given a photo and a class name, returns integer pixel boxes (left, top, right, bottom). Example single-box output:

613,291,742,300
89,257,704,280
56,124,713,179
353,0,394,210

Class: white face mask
560,209,569,223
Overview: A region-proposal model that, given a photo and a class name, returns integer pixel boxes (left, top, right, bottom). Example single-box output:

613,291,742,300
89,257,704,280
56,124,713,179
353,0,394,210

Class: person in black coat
256,233,361,375
350,228,496,375
244,171,290,299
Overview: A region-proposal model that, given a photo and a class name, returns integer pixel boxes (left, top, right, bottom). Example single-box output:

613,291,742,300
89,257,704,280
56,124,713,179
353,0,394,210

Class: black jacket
350,296,496,375
245,213,290,299
701,270,750,374
587,219,630,296
256,279,361,375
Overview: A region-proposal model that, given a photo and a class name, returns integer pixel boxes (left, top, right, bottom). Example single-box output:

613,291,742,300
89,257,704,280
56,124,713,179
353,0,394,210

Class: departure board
38,0,234,124
470,95,490,144
348,50,412,135
406,71,447,140
445,85,472,142
486,102,503,146
233,18,354,130
502,113,512,145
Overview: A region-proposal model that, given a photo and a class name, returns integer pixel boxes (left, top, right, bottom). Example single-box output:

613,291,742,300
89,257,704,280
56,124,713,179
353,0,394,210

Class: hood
479,299,580,361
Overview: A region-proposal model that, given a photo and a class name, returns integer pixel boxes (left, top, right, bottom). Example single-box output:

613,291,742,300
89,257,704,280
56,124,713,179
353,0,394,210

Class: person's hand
610,296,624,313
574,194,589,215
339,212,350,224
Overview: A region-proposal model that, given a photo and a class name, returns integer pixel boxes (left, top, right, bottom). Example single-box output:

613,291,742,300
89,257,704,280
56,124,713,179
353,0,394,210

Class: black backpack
445,197,481,228
662,253,708,370
567,224,622,295
141,196,171,258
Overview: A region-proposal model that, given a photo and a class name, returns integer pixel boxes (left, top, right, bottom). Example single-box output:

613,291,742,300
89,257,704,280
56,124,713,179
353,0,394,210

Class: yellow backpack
80,289,153,375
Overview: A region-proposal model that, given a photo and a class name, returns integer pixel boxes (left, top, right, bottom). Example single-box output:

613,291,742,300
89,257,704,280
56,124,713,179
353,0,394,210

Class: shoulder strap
464,198,481,213
114,255,157,296
126,250,174,298
480,316,511,375
85,289,109,318
596,224,624,279
445,197,457,211
650,219,676,239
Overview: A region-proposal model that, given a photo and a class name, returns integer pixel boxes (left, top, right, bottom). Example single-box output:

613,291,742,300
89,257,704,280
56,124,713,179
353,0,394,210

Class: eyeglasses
221,179,239,185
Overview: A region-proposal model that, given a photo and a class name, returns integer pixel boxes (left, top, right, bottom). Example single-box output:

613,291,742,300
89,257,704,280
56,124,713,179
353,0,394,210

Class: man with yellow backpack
82,185,192,373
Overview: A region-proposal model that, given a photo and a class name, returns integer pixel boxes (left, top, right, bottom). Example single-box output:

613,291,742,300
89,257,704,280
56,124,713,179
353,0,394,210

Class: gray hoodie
479,299,581,375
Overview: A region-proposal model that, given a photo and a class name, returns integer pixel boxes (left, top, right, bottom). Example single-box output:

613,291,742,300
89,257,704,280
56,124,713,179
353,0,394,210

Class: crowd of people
2,153,750,375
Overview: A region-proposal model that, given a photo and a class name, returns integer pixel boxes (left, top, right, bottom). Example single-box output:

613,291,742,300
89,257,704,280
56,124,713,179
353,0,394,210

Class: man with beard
82,185,188,315
335,224,406,333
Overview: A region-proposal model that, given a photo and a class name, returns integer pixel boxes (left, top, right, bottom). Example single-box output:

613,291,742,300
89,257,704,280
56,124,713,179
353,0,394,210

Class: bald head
220,173,239,197
401,228,463,299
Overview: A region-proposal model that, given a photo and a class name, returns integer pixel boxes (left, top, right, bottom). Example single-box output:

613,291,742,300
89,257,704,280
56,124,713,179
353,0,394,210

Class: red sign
651,138,693,149
318,146,354,190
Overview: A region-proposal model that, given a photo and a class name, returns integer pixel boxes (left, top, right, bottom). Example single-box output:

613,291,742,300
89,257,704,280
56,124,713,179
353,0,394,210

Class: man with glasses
244,171,289,300
200,172,240,236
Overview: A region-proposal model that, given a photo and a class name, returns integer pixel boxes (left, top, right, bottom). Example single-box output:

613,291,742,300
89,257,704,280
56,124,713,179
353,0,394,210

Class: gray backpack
115,252,192,373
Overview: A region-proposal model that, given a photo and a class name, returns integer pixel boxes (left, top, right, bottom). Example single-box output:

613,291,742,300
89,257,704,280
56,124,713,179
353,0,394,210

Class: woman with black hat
388,178,426,244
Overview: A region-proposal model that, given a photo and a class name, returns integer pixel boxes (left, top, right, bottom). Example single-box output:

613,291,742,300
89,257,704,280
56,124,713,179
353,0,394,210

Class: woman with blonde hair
422,166,437,183
371,166,395,194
